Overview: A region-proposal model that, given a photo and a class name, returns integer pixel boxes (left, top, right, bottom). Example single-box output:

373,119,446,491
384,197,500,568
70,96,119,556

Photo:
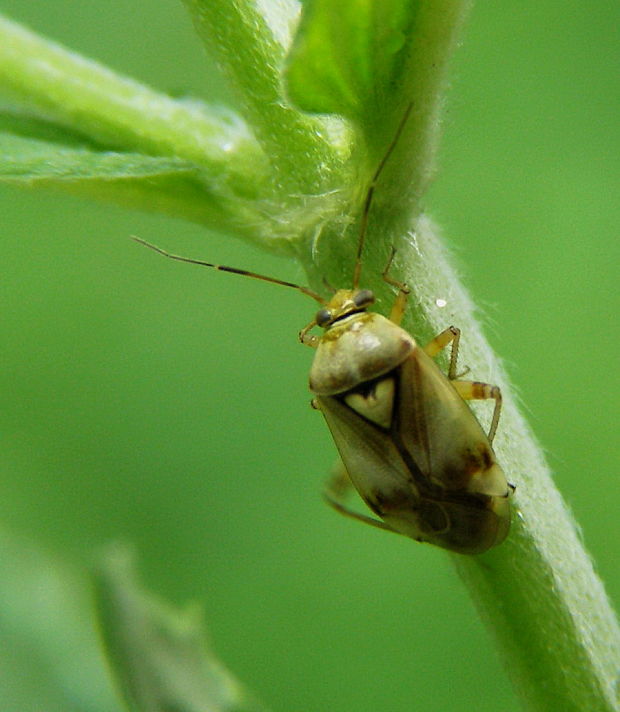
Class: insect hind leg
323,462,397,535
452,380,503,444
423,326,462,380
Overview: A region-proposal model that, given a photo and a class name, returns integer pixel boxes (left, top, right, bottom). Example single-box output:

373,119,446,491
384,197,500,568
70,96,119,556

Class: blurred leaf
0,528,123,712
95,546,267,712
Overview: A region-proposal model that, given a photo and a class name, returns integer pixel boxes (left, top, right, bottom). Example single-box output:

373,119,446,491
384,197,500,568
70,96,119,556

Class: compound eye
316,308,332,326
353,289,375,309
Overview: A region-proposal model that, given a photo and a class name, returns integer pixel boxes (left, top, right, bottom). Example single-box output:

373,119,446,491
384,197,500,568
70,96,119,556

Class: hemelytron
134,106,512,554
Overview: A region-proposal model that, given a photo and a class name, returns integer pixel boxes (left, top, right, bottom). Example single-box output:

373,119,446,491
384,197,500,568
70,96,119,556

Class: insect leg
452,380,503,444
323,463,398,535
381,247,411,325
299,318,319,347
423,326,461,379
324,461,353,499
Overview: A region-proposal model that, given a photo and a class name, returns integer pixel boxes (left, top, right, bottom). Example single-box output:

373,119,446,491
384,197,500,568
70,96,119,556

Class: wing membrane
317,388,419,509
395,349,507,497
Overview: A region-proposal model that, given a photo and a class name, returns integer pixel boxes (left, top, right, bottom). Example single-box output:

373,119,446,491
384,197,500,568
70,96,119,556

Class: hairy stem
0,14,267,191
328,214,620,712
182,0,338,193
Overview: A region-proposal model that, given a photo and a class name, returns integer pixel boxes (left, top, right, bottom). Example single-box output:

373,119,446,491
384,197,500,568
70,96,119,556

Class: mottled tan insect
133,108,512,554
300,266,511,554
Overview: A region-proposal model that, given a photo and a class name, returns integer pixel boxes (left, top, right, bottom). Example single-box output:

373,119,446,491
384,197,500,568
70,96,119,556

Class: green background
1,2,618,711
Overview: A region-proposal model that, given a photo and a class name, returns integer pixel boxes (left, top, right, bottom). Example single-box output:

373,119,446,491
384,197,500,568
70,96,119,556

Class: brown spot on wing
462,442,495,475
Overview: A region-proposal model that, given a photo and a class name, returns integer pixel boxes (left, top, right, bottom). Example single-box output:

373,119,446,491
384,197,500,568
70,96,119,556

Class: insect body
301,282,511,554
134,107,512,554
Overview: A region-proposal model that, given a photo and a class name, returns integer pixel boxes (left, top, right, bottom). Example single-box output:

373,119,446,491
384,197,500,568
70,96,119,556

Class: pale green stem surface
370,0,473,218
299,0,474,296
1,5,619,711
336,215,620,712
0,14,268,194
182,0,339,193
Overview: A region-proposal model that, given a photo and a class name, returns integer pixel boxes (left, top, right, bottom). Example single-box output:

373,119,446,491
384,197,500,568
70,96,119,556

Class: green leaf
286,0,414,145
0,104,103,148
286,0,411,123
0,130,263,233
0,528,123,712
285,0,471,214
94,545,267,712
0,132,201,182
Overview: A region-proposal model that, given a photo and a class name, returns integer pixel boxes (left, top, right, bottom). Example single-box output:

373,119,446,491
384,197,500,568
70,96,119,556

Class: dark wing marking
317,390,420,504
395,349,506,495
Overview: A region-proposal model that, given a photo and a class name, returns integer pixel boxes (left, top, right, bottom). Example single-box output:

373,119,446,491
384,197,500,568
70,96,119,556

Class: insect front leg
451,380,503,444
299,318,319,347
381,247,410,326
323,462,398,535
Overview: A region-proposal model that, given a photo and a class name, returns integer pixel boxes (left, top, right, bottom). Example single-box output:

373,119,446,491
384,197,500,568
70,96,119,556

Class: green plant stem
292,0,474,297
312,215,620,712
2,5,619,710
0,14,267,193
182,0,339,193
385,0,472,215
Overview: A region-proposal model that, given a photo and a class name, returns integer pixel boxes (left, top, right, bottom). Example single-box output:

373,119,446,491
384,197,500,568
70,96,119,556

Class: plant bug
133,106,512,555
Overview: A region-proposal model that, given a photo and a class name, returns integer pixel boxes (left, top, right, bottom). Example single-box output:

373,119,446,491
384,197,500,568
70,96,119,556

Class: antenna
131,236,325,304
352,102,414,289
